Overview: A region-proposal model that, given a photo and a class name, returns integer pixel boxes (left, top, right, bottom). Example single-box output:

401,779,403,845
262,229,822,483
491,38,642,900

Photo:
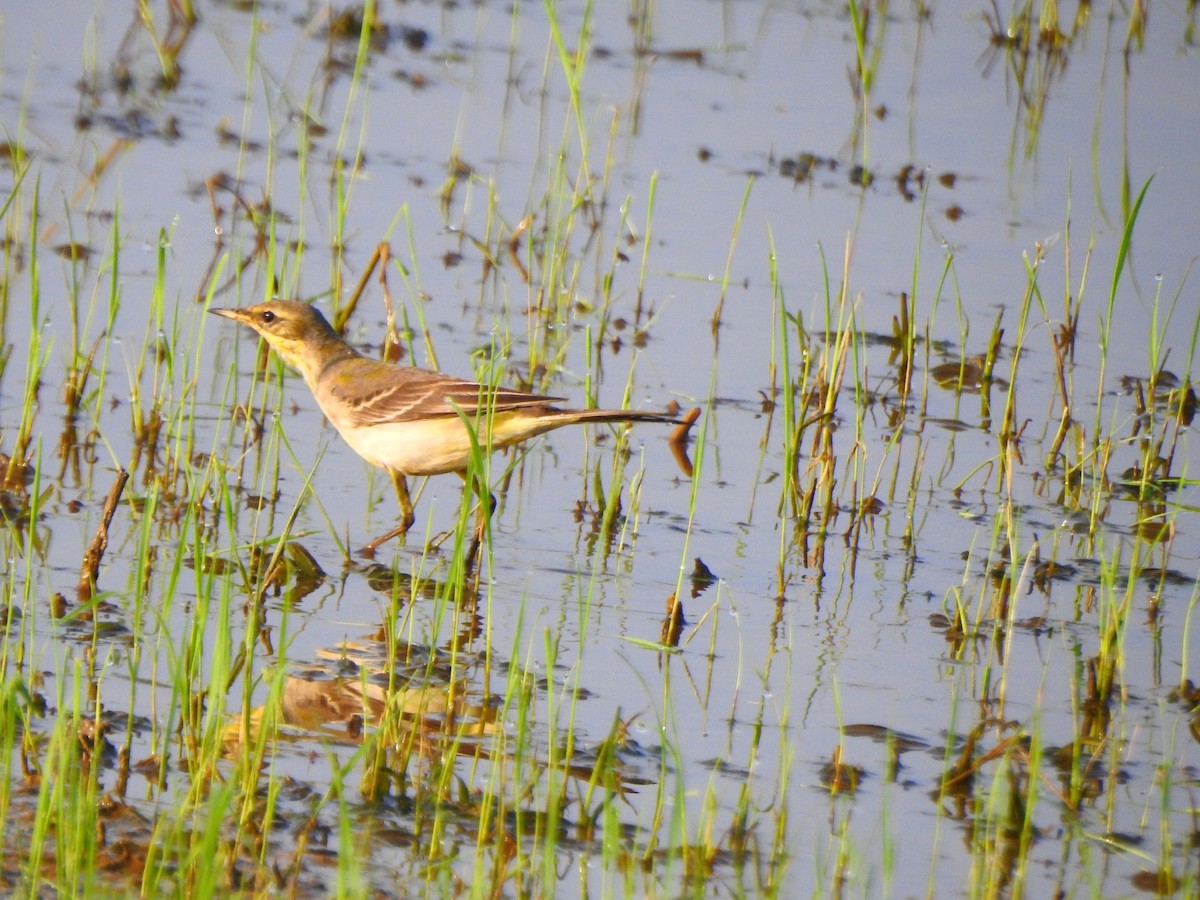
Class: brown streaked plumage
212,300,678,552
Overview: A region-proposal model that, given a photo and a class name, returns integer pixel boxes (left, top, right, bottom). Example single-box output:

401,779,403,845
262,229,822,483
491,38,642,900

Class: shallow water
2,1,1198,896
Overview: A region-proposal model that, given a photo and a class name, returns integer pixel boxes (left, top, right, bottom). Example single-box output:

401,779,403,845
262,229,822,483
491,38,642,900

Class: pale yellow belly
332,412,560,476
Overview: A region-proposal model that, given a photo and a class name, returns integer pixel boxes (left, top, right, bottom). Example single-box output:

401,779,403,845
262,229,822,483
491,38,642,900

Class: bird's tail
558,408,681,426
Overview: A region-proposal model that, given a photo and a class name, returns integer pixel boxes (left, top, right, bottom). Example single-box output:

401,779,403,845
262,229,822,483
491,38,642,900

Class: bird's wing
326,360,565,427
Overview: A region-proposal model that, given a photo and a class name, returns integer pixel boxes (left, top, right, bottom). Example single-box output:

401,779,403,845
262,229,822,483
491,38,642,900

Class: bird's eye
261,311,276,323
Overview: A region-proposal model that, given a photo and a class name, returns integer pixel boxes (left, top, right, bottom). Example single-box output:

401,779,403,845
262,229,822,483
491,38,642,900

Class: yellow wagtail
212,300,679,552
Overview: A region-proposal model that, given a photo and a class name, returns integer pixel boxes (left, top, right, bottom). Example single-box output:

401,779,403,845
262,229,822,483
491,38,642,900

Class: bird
211,300,679,554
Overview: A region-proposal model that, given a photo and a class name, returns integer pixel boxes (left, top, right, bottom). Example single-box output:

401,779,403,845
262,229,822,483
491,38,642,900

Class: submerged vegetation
1,0,1198,896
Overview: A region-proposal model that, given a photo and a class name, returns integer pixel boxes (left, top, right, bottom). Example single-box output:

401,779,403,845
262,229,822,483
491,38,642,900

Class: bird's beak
210,307,242,321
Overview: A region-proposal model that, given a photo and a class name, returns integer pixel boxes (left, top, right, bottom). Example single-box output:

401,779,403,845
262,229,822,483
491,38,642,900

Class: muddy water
2,2,1198,895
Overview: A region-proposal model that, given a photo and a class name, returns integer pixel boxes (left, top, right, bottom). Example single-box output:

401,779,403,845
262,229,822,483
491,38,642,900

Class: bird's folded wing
327,361,565,427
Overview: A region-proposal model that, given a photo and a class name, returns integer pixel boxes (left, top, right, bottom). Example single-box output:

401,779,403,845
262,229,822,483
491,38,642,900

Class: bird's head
211,300,345,377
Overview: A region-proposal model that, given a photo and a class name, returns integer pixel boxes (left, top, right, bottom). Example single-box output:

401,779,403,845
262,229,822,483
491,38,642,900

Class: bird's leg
359,470,416,556
428,470,496,561
390,470,416,531
462,470,494,570
464,469,498,522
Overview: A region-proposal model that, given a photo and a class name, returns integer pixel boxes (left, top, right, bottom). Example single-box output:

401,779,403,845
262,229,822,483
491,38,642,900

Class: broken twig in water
76,468,129,603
